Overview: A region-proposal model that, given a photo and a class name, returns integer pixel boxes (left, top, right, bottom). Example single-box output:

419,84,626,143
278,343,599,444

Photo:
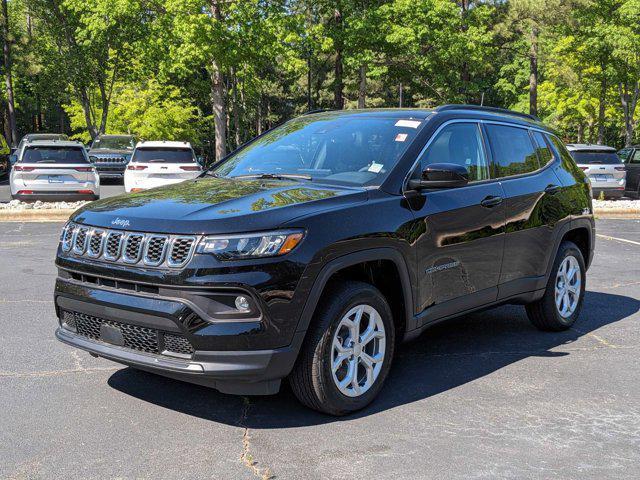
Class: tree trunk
597,73,607,145
358,64,366,109
529,26,539,118
210,0,226,160
79,88,98,140
256,95,262,136
231,69,240,149
619,81,639,147
2,0,16,146
333,7,344,110
577,122,584,143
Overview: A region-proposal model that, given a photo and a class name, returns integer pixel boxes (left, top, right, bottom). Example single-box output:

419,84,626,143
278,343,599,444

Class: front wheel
289,281,395,416
526,241,586,331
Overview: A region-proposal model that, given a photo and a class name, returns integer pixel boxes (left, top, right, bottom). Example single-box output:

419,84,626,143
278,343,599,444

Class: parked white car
10,140,99,201
124,141,202,193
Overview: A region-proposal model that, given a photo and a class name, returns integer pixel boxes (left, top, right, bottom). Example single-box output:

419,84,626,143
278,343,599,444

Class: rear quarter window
20,147,87,164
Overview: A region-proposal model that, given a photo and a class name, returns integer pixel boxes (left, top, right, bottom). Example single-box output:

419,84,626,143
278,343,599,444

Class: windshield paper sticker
368,162,384,173
395,119,422,129
395,133,408,142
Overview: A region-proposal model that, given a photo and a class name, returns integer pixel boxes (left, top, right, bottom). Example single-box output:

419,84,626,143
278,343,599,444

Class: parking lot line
596,233,640,246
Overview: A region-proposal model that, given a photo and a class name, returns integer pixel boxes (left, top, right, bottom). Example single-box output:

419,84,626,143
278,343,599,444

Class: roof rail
435,104,540,122
301,108,334,116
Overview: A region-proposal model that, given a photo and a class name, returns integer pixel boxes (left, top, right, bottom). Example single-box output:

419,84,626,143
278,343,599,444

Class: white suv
124,141,201,193
566,144,626,199
10,140,99,201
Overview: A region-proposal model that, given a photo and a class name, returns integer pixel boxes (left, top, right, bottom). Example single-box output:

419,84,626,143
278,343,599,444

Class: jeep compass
54,105,595,415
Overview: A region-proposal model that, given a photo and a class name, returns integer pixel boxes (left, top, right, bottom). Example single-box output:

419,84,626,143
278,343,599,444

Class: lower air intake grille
64,311,195,358
163,334,195,356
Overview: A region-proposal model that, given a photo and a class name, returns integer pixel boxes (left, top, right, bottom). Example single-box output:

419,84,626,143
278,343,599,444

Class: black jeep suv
55,106,594,415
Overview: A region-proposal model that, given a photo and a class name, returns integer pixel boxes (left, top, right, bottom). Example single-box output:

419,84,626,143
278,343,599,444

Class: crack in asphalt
239,397,274,480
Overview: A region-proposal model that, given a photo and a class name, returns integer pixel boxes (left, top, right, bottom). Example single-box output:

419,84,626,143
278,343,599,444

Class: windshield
132,148,195,163
21,146,88,164
212,114,425,186
92,136,135,150
25,134,68,142
570,151,621,164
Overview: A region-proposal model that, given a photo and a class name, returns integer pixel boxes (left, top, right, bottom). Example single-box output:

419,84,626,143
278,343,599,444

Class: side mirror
9,154,17,165
408,163,469,190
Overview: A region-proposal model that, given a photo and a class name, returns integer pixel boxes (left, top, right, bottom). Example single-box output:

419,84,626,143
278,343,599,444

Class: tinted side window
631,150,640,164
531,131,553,167
420,123,489,182
485,125,539,177
618,149,631,161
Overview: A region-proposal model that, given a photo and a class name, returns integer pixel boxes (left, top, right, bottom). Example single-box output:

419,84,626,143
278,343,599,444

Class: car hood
72,177,368,234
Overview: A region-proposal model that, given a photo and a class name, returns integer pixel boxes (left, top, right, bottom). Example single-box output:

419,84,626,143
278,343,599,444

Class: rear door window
132,148,195,164
20,147,88,164
630,150,640,164
569,151,621,165
485,124,540,177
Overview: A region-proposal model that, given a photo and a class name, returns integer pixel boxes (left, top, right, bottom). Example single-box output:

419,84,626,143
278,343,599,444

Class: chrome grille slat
123,234,144,263
87,229,105,258
64,223,197,269
104,231,123,260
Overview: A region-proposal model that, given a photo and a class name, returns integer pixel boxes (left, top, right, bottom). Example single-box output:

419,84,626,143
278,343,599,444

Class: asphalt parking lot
0,176,125,202
1,219,639,479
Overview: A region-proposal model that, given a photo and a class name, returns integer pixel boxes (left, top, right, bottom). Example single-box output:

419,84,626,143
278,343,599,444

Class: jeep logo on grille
111,218,130,228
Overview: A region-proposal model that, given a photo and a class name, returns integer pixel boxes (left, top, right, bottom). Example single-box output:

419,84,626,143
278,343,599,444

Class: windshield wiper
232,173,312,181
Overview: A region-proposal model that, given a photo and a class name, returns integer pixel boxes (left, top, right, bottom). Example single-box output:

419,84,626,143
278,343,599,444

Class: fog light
235,295,250,312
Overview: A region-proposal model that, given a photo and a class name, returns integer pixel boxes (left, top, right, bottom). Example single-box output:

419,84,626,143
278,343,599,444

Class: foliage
1,0,639,155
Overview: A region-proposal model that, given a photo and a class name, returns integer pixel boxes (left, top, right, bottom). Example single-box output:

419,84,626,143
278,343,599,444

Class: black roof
302,105,546,128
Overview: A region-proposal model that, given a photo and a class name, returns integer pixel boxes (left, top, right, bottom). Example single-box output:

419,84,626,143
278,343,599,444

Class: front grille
63,223,198,269
168,237,196,267
123,234,144,263
65,311,194,358
94,155,126,164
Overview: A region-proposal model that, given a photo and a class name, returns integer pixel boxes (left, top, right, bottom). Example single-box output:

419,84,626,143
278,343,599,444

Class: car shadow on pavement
108,290,639,427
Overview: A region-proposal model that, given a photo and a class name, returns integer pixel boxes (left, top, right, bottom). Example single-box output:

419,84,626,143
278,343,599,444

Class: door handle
480,195,503,208
545,184,561,194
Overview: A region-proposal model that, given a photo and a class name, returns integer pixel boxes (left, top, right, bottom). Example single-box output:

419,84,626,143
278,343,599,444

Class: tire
289,280,395,416
526,241,586,331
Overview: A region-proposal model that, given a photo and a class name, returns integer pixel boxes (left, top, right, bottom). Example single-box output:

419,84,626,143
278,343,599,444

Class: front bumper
56,326,302,395
53,272,306,394
13,192,99,202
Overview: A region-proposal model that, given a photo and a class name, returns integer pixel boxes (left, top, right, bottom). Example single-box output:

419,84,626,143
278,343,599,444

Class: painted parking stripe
596,233,640,246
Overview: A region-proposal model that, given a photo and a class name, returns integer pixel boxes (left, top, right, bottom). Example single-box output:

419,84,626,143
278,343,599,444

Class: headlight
197,230,304,260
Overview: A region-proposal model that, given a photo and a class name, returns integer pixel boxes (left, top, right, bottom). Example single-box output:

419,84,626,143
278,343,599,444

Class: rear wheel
526,241,586,331
289,281,395,416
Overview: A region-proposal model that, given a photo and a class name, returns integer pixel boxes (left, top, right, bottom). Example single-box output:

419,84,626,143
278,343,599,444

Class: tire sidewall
318,286,395,413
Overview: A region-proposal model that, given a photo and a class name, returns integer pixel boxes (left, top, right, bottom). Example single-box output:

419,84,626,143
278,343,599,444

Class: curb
0,209,75,222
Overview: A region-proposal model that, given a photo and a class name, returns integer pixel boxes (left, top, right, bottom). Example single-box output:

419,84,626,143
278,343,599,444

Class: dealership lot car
124,141,201,193
566,144,626,199
88,134,136,180
54,106,594,415
10,140,99,201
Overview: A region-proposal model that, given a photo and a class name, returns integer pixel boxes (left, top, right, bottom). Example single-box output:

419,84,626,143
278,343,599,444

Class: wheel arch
295,248,414,345
545,217,595,280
